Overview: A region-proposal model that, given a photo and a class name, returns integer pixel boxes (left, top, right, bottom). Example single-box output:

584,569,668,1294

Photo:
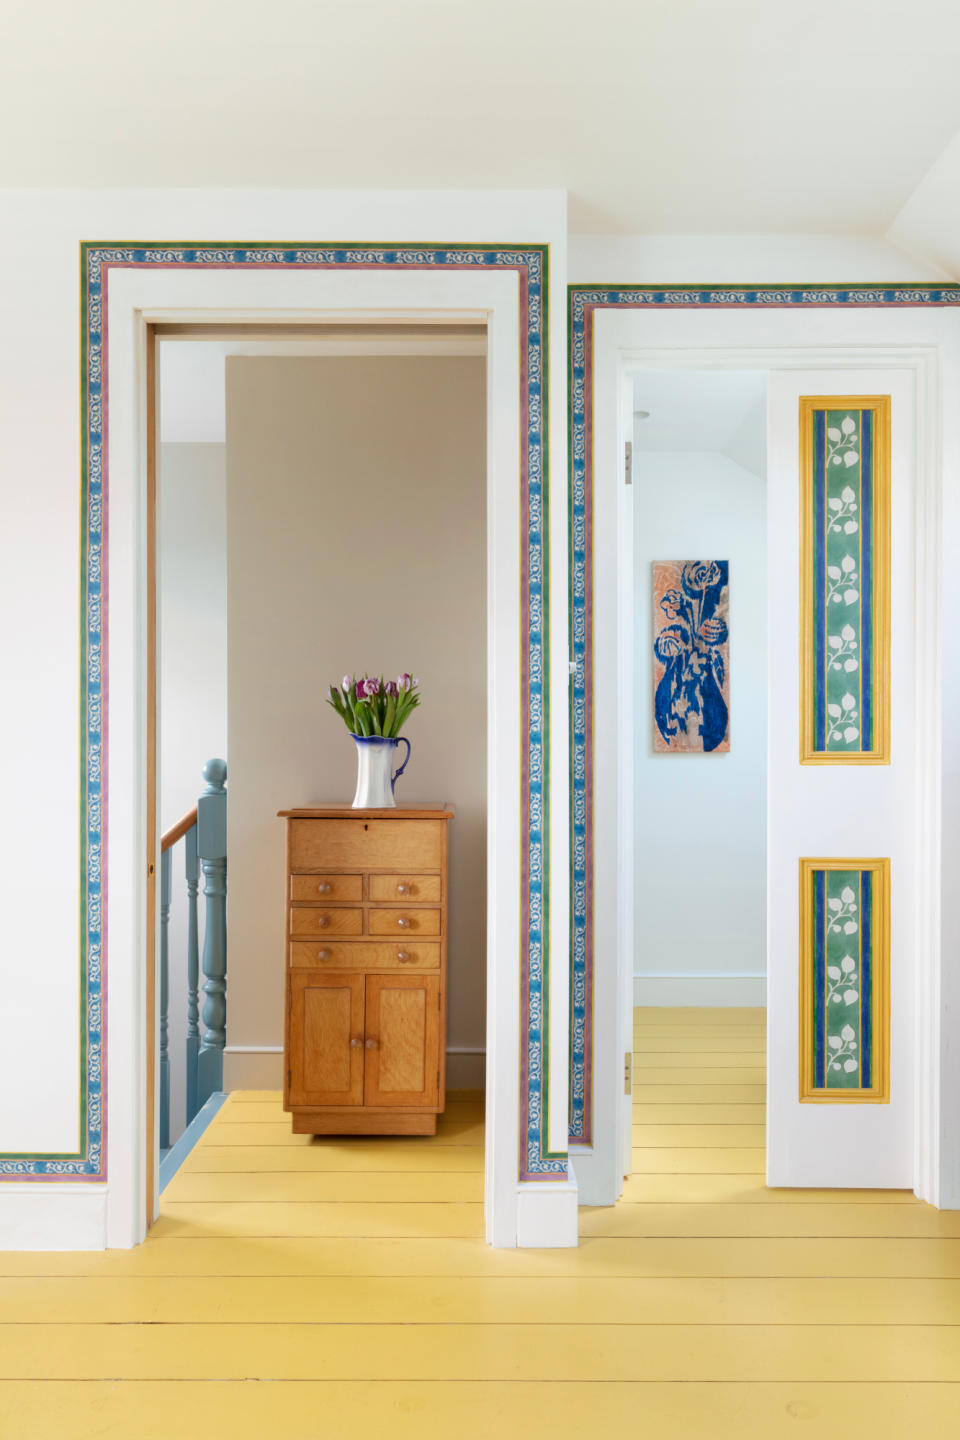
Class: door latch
624,1051,632,1095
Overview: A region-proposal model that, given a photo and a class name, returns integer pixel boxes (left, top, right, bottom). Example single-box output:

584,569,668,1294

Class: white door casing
101,261,574,1249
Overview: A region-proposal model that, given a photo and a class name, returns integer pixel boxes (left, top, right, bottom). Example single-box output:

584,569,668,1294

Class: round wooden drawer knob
317,882,332,894
397,883,410,895
365,1038,379,1050
397,917,411,928
317,949,332,961
317,916,330,928
397,950,413,963
349,1037,362,1049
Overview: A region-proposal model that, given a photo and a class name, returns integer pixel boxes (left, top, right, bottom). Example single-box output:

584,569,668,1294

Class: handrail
161,806,198,853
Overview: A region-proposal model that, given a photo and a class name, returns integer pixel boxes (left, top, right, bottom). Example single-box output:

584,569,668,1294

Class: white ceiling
4,0,960,236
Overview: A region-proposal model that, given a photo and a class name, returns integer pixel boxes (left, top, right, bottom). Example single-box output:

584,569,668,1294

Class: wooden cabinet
279,804,453,1136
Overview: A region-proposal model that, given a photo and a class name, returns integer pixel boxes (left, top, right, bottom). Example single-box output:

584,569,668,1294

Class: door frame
87,251,575,1249
575,298,960,1210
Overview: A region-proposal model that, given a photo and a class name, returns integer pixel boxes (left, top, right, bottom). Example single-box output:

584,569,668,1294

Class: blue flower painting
652,560,730,753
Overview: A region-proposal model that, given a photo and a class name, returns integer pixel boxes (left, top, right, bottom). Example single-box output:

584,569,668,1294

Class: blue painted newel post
197,758,228,1108
184,823,201,1126
159,848,172,1150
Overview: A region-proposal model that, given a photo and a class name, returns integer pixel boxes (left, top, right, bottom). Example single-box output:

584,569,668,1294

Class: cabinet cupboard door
364,973,440,1108
288,971,363,1107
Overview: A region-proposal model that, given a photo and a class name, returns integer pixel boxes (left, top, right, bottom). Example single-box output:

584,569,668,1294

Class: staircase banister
161,806,198,853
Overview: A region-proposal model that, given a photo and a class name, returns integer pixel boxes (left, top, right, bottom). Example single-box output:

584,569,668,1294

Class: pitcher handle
392,736,411,785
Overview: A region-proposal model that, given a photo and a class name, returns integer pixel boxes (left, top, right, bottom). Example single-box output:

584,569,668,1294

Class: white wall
568,234,953,284
633,447,767,1007
158,439,228,1143
225,355,487,1090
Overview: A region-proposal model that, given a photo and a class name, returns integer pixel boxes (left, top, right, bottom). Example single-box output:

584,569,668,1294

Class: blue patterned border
567,282,960,1144
0,241,566,1184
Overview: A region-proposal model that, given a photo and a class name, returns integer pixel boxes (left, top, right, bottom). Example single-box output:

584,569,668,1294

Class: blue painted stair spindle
159,847,172,1151
197,758,227,1109
184,822,200,1127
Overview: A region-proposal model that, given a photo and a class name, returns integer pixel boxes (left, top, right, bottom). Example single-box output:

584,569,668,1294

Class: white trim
590,312,956,1210
103,263,534,1249
516,1177,579,1248
0,1189,107,1251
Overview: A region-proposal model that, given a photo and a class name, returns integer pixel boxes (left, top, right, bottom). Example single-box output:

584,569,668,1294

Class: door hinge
287,1068,292,1088
624,440,633,486
624,1051,632,1095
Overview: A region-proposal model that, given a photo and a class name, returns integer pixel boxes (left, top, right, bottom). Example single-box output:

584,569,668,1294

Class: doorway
628,367,768,1208
581,299,949,1213
86,243,573,1250
151,326,489,1215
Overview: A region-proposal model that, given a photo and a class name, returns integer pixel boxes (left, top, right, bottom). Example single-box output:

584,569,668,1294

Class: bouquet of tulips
328,673,420,738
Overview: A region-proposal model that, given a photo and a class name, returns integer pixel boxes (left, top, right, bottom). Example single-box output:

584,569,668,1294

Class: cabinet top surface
278,803,455,820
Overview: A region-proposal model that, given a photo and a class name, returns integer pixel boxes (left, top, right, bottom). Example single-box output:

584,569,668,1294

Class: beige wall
225,355,487,1087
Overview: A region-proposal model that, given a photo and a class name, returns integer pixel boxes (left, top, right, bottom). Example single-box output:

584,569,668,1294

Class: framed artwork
798,857,890,1103
652,560,730,753
799,396,890,764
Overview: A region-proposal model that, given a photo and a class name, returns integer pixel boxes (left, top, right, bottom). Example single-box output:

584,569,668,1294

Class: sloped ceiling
2,0,959,242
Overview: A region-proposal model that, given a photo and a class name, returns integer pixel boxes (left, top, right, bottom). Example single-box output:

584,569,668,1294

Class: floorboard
3,1005,958,1439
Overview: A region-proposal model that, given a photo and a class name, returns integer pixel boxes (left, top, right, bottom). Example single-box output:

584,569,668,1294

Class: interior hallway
1,1008,958,1436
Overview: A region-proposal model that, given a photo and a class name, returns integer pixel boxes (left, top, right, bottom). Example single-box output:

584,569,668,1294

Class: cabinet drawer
367,907,441,937
290,907,362,938
288,818,444,871
369,874,441,904
290,941,440,970
290,874,362,904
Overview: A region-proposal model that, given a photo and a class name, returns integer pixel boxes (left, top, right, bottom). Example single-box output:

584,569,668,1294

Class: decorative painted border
800,396,891,763
567,283,960,1145
1,241,566,1184
799,857,890,1102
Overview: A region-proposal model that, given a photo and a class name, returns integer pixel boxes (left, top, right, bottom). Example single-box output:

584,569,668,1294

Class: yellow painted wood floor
2,1007,960,1437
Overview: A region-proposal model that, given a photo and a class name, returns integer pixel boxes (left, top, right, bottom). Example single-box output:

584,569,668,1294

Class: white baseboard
0,1187,107,1250
224,1044,487,1091
634,975,767,1007
516,1172,579,1247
